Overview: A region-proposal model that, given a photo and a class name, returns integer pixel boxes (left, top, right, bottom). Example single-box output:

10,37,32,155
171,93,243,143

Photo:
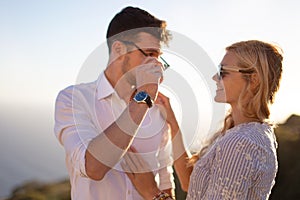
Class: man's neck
104,69,135,103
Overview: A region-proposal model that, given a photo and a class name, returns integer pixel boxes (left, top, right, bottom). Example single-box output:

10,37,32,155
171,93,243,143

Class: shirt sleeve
157,125,175,190
204,135,261,199
54,86,98,177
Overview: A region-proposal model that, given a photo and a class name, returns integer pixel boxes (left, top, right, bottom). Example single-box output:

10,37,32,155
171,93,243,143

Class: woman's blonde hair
189,40,283,165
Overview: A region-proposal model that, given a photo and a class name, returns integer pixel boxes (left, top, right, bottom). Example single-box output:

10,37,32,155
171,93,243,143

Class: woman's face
212,51,247,107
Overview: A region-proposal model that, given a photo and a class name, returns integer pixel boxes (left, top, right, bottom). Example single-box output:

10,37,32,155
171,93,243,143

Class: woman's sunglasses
217,64,255,80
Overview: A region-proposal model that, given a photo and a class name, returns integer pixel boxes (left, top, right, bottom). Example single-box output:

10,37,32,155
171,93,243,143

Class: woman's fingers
121,147,160,200
122,147,152,173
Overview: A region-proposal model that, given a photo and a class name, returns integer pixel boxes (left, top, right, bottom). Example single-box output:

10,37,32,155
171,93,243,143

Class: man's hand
135,57,163,101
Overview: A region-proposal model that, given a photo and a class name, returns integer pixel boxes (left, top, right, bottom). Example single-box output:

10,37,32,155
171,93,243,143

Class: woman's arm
156,93,193,191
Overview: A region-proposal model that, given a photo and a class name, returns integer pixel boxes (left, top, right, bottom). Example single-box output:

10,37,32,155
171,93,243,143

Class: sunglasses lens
217,65,222,80
217,71,221,80
217,68,223,80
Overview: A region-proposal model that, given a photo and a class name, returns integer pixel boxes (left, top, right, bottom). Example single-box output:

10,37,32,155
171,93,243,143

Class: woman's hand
156,92,179,135
121,147,161,200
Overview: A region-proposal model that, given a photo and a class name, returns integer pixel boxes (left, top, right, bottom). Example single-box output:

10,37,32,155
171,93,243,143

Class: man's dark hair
106,6,170,52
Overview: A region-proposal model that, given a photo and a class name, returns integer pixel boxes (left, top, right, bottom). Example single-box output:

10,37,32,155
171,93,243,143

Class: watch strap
144,95,153,108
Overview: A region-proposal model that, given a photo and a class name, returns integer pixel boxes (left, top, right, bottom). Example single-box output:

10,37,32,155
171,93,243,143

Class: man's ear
111,41,127,57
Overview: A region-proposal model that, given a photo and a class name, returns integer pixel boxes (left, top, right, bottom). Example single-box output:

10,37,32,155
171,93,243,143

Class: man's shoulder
60,81,97,93
57,81,97,100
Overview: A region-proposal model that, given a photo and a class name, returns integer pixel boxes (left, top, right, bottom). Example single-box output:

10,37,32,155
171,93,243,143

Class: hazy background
1,0,300,198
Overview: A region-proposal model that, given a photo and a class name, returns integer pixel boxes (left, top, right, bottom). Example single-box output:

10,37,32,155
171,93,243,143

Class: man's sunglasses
120,40,170,71
217,64,255,80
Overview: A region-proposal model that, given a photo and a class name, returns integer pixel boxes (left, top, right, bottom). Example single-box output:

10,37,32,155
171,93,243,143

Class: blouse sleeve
204,135,262,199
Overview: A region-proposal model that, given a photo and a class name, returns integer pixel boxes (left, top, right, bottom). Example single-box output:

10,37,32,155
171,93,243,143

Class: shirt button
128,190,131,195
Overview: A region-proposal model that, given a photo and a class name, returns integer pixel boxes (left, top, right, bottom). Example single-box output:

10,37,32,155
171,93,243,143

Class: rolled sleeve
54,86,98,177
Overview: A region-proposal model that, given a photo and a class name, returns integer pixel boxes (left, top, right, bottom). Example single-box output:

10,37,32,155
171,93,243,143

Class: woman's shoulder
226,122,273,140
218,122,277,154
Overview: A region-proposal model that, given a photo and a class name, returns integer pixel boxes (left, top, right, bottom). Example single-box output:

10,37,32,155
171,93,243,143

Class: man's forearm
85,100,149,180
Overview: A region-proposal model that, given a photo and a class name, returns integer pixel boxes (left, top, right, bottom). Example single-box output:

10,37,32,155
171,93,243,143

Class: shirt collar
96,72,115,100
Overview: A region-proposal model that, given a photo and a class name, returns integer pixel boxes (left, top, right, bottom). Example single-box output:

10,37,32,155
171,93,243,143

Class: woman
122,40,283,200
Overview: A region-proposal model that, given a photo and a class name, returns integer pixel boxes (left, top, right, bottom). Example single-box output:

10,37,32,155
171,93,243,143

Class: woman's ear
250,73,260,90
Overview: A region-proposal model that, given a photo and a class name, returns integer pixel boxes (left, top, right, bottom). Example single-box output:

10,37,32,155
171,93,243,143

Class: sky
1,0,299,123
0,0,300,197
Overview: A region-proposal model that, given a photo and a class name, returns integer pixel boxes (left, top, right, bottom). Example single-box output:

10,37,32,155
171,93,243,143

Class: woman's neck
231,107,260,126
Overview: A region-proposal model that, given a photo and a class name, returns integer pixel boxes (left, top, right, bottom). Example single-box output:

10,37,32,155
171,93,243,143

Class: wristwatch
133,91,153,108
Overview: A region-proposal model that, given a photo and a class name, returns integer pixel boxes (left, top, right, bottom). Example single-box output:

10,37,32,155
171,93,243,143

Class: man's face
122,32,162,85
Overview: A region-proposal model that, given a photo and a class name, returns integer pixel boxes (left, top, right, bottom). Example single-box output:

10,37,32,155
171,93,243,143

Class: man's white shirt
54,72,174,200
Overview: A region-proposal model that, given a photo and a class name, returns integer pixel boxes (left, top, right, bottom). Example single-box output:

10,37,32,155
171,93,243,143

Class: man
54,6,174,199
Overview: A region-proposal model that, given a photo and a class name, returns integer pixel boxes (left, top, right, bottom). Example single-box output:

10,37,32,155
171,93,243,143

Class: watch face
135,91,147,101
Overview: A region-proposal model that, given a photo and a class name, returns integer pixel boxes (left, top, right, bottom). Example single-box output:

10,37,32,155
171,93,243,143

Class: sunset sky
1,0,299,123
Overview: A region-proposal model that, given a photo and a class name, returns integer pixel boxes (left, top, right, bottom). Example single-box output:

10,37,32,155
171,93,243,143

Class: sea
0,104,68,198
